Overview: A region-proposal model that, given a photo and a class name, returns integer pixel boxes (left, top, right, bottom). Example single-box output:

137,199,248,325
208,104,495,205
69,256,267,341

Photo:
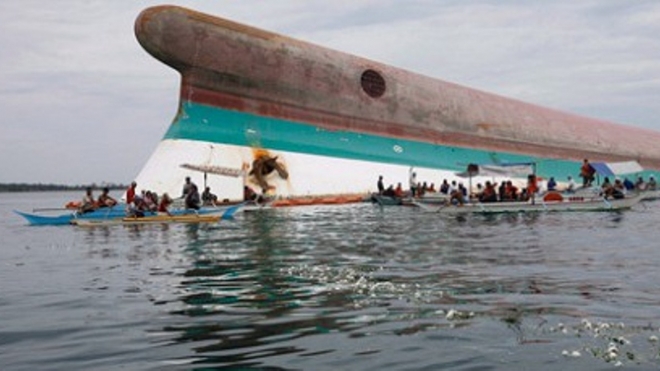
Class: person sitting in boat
202,186,218,206
428,183,436,192
622,177,635,191
479,181,498,203
158,193,173,216
648,176,657,190
79,187,97,213
128,193,149,217
377,176,385,195
458,183,468,199
526,175,539,199
635,176,646,191
546,177,557,191
382,184,397,197
565,176,576,193
97,187,118,208
449,189,465,206
580,158,596,187
600,177,618,198
600,177,612,193
416,181,425,197
394,182,404,197
143,191,158,211
503,180,519,201
439,179,449,194
471,183,483,201
497,181,506,201
603,178,625,199
185,184,201,210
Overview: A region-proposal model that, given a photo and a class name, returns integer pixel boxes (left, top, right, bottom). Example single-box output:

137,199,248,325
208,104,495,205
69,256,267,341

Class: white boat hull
414,193,643,214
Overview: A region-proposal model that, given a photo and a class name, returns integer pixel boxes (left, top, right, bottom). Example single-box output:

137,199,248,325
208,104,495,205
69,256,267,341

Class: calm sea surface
2,191,660,370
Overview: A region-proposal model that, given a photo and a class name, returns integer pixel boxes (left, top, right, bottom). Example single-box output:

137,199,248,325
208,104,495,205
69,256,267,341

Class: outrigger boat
14,203,241,226
375,160,646,213
413,192,644,215
14,206,132,226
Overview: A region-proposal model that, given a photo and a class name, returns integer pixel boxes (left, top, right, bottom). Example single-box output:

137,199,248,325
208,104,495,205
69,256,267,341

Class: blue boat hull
15,205,237,226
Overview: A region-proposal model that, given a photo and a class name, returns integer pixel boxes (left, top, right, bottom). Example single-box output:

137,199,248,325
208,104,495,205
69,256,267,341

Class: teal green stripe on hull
165,103,654,181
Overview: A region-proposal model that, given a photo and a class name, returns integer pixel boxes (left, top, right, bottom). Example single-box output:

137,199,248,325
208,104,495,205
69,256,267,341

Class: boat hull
132,6,660,200
414,193,643,214
15,204,240,226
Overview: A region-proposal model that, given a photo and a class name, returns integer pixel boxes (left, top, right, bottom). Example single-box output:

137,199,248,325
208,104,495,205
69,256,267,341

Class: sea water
2,191,660,370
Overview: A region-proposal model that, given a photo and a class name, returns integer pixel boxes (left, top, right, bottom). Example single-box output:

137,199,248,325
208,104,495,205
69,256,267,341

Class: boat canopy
456,162,535,178
589,161,643,177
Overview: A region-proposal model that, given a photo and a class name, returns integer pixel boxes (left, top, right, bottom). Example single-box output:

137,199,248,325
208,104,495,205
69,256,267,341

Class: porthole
361,69,386,98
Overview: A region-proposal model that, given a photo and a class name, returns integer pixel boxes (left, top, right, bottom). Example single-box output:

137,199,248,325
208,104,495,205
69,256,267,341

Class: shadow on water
148,204,660,370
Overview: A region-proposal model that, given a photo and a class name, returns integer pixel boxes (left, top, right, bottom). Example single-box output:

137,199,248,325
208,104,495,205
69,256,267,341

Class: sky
2,0,660,185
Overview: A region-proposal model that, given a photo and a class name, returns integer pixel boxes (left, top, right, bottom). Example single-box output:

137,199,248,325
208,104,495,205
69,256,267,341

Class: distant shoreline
0,183,128,193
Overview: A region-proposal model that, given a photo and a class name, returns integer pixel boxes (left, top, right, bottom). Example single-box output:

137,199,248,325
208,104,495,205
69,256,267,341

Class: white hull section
133,139,459,200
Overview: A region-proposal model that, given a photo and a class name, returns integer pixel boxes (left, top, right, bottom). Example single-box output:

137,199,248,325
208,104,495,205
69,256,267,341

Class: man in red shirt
126,181,137,205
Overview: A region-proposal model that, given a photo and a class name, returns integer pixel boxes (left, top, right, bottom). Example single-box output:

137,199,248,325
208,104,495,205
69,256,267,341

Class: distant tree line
0,183,128,193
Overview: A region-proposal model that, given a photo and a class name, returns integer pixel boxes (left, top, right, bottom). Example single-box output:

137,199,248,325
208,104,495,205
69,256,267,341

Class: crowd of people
375,159,659,205
76,176,254,216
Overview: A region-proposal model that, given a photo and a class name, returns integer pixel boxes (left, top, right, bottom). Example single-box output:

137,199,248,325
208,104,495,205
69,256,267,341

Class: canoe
412,193,644,215
14,206,134,226
72,214,222,226
15,203,242,226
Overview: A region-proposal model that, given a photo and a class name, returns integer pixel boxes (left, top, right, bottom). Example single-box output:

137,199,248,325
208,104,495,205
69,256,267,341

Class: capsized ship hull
133,5,660,201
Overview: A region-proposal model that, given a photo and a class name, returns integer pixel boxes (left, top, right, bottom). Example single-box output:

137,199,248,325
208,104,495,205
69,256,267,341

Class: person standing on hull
580,159,596,187
377,176,385,195
409,171,418,197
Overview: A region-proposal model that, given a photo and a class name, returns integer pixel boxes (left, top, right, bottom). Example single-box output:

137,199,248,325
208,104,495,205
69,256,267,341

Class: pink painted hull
134,5,660,170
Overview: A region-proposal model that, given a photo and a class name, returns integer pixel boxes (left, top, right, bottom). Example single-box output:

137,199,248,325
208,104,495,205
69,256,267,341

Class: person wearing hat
648,176,657,191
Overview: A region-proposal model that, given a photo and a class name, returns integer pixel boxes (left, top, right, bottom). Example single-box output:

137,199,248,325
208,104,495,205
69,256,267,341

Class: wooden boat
14,206,134,226
15,203,242,226
412,192,644,215
72,214,222,226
